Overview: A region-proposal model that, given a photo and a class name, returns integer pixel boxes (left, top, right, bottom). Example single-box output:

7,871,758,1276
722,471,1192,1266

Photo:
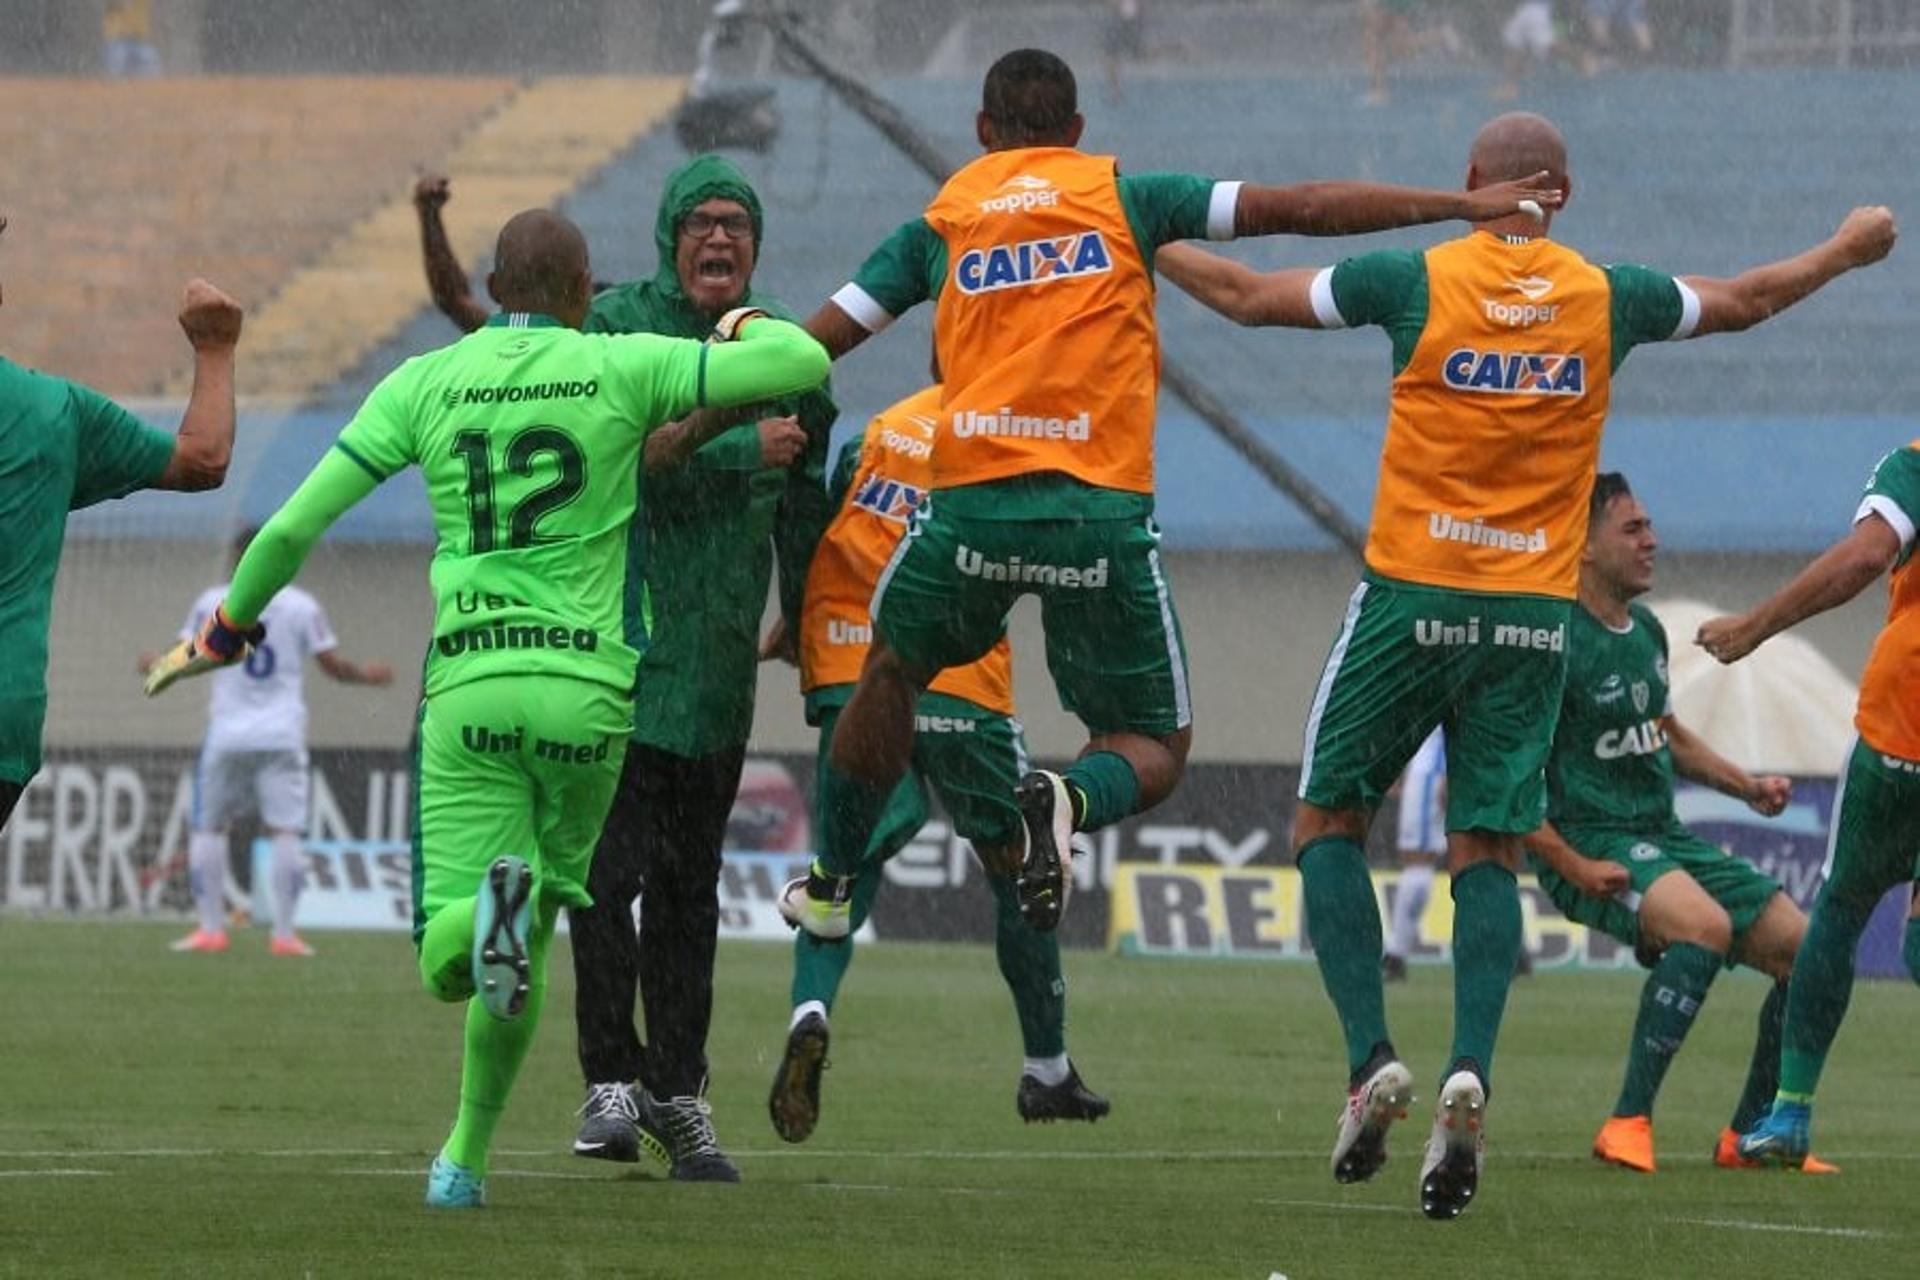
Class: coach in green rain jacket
409,152,836,1180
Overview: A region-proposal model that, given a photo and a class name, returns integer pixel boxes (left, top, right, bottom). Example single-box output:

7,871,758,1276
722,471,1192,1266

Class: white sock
188,831,228,934
1023,1053,1070,1086
1387,863,1436,959
269,832,305,940
790,1000,828,1030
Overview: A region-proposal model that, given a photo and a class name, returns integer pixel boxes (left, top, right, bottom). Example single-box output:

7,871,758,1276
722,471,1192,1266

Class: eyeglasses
681,211,753,240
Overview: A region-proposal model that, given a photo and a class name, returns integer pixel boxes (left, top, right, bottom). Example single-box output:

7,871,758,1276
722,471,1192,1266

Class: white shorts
193,746,310,833
1394,769,1447,856
1503,0,1556,56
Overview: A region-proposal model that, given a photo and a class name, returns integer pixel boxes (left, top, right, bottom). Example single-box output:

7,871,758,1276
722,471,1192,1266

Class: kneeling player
1526,474,1834,1173
768,388,1106,1143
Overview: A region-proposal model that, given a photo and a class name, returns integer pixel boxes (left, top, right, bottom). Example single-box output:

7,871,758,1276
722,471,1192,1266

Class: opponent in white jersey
1384,727,1446,981
147,532,393,955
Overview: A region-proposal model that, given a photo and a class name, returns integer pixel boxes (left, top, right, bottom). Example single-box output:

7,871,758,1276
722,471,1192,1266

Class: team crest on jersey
954,231,1113,295
851,473,926,525
1631,680,1650,714
1442,348,1585,396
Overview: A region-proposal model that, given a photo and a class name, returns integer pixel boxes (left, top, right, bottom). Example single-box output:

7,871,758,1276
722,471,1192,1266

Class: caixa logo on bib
954,232,1113,294
1443,348,1585,396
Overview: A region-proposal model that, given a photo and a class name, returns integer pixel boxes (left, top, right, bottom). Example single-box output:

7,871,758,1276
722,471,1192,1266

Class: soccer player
766,386,1105,1144
1155,113,1892,1217
155,528,394,957
1698,437,1920,1167
144,209,829,1208
416,157,835,1181
782,47,1563,948
1,214,243,833
1525,473,1835,1174
1383,727,1446,983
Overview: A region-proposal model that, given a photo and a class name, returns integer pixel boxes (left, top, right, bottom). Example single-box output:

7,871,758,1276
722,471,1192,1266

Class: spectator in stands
1363,0,1467,106
102,0,162,77
411,157,836,1183
1,216,242,833
1495,0,1560,99
1581,0,1654,72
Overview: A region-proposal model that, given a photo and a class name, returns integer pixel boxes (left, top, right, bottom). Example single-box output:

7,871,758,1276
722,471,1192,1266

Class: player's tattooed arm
1684,206,1896,337
1697,512,1901,663
1523,821,1631,899
1231,172,1561,237
413,175,491,335
1155,243,1322,328
1665,717,1789,816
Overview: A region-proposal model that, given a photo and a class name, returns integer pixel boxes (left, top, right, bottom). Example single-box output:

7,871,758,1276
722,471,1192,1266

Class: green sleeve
773,383,839,628
1861,446,1920,562
825,434,864,511
1116,172,1218,254
601,321,829,427
226,449,380,625
1605,265,1686,365
334,368,417,480
1328,251,1426,328
848,218,943,319
66,382,176,509
690,423,767,472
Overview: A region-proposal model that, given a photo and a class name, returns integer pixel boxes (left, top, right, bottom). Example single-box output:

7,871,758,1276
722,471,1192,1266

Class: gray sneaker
571,1081,642,1163
637,1086,741,1182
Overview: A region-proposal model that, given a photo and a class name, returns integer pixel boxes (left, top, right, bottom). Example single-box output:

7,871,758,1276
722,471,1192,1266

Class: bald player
143,209,831,1208
1158,112,1894,1219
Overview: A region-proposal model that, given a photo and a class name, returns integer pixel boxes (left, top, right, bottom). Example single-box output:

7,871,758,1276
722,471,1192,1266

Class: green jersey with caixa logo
1545,601,1675,832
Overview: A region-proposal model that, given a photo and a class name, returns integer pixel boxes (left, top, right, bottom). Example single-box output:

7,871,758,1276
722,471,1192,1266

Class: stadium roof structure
73,68,1920,550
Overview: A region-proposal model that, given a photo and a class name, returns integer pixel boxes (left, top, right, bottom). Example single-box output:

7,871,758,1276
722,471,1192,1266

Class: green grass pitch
2,920,1915,1277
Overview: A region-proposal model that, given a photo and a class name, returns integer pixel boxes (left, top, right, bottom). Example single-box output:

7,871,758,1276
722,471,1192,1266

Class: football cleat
268,934,314,958
1592,1114,1656,1173
637,1087,741,1182
424,1152,486,1208
1332,1058,1415,1183
572,1081,643,1163
1419,1069,1486,1220
472,856,533,1021
169,928,229,954
1017,1062,1110,1124
1714,1126,1837,1174
1014,770,1074,932
1735,1103,1813,1169
768,1010,831,1144
776,865,852,940
1381,953,1409,983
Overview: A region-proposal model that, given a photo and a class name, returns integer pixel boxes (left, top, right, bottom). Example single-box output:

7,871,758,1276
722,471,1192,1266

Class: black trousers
571,741,746,1097
0,780,21,831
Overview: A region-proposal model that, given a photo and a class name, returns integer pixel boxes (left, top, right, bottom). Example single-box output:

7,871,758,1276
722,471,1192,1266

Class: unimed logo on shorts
955,545,1109,589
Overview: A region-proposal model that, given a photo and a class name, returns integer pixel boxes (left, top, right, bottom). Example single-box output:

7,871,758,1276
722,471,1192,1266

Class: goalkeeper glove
708,305,770,343
143,604,265,697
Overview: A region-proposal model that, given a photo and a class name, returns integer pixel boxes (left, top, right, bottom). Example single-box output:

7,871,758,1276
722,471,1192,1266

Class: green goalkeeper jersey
1545,601,1676,832
237,312,826,702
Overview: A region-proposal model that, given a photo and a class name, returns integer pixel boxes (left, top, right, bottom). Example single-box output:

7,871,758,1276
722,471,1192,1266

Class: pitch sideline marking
1666,1217,1886,1240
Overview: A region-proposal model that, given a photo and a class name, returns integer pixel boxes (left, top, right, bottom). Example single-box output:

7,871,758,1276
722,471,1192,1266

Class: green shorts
1822,737,1920,907
1533,820,1783,948
1299,573,1570,834
813,690,1028,859
411,674,631,943
873,497,1190,738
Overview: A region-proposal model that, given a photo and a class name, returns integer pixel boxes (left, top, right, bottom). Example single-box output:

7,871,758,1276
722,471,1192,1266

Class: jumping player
142,210,829,1208
767,386,1105,1145
1156,113,1892,1216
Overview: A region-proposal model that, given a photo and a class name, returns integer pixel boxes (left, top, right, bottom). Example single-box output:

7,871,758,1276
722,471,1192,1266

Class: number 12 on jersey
451,425,587,552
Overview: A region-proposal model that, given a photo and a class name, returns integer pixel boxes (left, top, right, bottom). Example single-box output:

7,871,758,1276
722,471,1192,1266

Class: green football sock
417,897,477,1002
1612,940,1720,1118
1730,981,1787,1134
789,864,883,1011
1062,751,1140,833
1447,860,1521,1089
988,873,1066,1057
1903,913,1920,986
442,903,557,1176
817,761,892,879
1779,892,1878,1098
1299,836,1391,1079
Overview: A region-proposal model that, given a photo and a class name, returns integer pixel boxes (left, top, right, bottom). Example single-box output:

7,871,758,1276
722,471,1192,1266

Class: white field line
0,1169,108,1178
1666,1217,1887,1240
1256,1197,1406,1215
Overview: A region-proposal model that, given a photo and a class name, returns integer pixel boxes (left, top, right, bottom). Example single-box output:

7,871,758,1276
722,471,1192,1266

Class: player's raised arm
1155,243,1325,329
151,278,244,492
1232,171,1561,238
413,174,491,334
1683,206,1896,337
642,311,830,468
1697,513,1902,664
